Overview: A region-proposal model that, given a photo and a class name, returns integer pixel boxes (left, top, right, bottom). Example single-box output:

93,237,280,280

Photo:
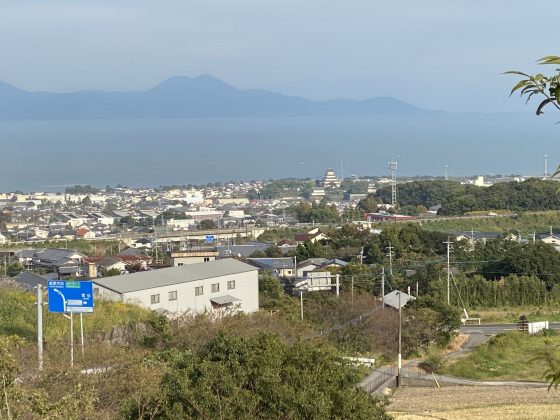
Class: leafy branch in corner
506,56,560,116
506,56,560,180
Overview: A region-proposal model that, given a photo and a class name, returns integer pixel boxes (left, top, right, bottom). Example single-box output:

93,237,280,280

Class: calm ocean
0,113,556,191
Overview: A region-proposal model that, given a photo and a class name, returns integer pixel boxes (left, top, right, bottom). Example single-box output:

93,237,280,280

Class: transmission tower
388,160,398,207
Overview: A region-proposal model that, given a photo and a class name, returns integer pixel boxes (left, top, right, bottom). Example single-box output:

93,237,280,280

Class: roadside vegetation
0,238,122,256
3,278,462,418
442,331,559,381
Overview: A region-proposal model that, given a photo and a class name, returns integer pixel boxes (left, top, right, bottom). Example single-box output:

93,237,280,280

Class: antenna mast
388,160,398,207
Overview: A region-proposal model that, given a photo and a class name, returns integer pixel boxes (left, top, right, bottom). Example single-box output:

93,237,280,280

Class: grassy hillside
0,287,151,342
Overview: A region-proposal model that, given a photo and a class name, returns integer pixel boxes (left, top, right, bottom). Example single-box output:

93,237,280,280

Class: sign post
70,312,74,367
37,284,43,371
48,281,94,367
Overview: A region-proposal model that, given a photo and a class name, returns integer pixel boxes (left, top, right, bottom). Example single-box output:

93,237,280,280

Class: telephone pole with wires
444,240,453,305
386,243,395,276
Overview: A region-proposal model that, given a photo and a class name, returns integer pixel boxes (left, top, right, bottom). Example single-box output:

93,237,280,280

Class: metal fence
359,367,436,394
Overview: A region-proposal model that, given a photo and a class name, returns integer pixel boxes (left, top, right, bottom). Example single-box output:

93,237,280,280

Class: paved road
460,322,560,335
360,322,556,394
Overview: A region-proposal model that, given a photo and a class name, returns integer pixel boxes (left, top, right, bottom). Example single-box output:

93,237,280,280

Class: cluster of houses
0,170,396,245
4,227,349,316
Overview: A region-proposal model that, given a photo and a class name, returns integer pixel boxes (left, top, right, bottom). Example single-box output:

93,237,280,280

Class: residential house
247,257,295,278
12,271,48,290
171,248,219,266
132,238,152,249
75,227,96,239
320,259,348,270
117,248,152,271
292,271,337,293
296,258,328,278
455,231,500,250
216,242,270,258
15,248,84,275
295,228,329,245
84,256,128,277
89,212,114,226
93,258,259,315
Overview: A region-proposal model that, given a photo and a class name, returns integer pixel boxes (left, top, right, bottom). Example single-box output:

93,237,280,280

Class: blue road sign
205,235,215,243
48,281,94,313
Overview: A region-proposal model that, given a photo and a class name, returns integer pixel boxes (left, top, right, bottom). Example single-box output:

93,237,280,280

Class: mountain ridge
0,75,436,120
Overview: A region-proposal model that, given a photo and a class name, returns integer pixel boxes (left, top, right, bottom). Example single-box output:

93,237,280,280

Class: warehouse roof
93,258,257,294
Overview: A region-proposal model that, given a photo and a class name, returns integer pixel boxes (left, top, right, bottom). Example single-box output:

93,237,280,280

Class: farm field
389,386,560,419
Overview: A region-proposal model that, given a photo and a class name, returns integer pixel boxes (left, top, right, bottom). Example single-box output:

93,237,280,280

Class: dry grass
389,386,560,419
392,405,560,420
443,333,469,354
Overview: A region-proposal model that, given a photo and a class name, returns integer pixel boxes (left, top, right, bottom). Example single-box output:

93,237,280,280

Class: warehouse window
227,280,236,290
195,286,203,296
169,290,177,301
211,283,220,293
150,294,160,304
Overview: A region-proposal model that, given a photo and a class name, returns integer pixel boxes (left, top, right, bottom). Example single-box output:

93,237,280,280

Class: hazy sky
1,1,558,112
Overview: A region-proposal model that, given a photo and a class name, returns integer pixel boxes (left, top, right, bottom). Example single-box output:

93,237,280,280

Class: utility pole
351,276,354,307
444,164,448,181
386,243,394,276
397,291,402,387
381,266,385,308
335,274,340,297
356,247,365,265
300,290,304,321
444,240,453,305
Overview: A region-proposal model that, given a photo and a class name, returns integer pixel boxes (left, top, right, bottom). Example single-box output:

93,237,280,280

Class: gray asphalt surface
460,322,560,335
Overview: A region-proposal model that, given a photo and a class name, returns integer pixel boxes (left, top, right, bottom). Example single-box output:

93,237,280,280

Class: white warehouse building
93,258,259,315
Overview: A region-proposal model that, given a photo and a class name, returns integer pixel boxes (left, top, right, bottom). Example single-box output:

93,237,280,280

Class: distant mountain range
0,75,434,120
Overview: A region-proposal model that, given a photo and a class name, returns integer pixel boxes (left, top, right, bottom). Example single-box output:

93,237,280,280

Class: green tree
104,267,122,277
81,195,93,206
199,219,217,230
125,332,390,419
264,245,284,258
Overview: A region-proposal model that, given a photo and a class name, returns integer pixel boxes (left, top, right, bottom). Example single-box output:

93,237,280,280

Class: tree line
374,178,560,215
